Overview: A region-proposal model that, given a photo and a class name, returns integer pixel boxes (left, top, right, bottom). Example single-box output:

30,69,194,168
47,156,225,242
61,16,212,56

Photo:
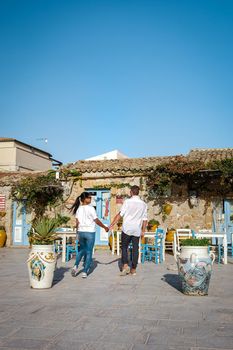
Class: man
109,185,148,276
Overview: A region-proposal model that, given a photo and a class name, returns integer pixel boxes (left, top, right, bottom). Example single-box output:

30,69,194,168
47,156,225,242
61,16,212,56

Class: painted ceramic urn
27,245,56,289
175,246,215,296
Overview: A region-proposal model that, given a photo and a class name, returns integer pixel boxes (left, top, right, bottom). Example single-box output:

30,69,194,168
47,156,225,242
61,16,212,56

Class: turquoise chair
219,233,233,261
141,228,165,264
66,239,79,262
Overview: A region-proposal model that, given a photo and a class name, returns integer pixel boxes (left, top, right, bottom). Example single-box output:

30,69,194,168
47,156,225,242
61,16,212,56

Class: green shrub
28,217,59,245
182,238,211,246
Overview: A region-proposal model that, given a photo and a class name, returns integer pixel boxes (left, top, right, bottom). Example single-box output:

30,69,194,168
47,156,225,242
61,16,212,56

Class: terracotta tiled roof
188,148,233,162
66,155,185,173
0,170,45,186
65,148,233,173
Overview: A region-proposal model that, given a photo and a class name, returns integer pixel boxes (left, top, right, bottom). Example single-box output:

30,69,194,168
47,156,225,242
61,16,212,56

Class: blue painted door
224,200,233,243
12,201,31,246
86,189,111,246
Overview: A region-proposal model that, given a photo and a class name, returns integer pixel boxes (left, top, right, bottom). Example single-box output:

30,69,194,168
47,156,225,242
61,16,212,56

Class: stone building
0,138,62,171
0,148,233,247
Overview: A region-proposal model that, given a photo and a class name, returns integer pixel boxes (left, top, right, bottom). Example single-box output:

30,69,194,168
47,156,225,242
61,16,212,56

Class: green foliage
29,217,59,245
11,173,63,218
55,214,70,226
209,158,233,176
60,168,82,180
181,238,211,246
146,158,233,200
148,219,160,226
93,183,131,190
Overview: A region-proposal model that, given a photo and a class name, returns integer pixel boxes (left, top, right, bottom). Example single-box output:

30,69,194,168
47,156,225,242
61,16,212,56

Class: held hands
104,226,109,232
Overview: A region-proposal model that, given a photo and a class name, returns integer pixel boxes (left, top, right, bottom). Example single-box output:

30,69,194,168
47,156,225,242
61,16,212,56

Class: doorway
12,201,31,246
224,200,233,243
86,189,111,246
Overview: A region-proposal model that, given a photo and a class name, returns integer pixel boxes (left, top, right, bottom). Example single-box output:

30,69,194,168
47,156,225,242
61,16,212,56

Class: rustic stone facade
0,148,232,246
0,185,13,246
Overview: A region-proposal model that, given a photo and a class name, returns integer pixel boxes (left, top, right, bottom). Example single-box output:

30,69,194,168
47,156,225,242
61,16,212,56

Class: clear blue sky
1,0,233,164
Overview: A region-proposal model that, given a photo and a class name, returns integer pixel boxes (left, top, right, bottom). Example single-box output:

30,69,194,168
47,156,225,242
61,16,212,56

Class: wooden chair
176,229,192,251
141,228,165,264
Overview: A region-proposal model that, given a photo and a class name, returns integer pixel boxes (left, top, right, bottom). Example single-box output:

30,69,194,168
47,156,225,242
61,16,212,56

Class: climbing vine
11,172,64,218
92,183,131,190
146,158,233,201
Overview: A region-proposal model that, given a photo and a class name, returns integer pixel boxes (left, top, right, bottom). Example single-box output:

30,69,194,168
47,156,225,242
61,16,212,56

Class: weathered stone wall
60,175,216,232
61,175,142,228
149,198,213,231
0,186,13,247
1,171,232,246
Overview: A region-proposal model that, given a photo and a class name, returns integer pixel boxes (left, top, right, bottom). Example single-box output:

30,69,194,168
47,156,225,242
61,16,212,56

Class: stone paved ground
0,248,233,350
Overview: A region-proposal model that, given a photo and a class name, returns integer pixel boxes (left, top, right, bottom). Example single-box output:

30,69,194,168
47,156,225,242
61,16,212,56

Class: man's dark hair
130,185,140,195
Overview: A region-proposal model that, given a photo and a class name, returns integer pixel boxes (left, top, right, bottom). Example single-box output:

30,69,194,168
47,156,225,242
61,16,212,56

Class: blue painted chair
228,233,233,257
66,239,79,262
218,233,233,260
141,228,165,264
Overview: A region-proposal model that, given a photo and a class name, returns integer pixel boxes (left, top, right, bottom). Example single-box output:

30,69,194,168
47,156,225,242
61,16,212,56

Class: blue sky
1,0,233,164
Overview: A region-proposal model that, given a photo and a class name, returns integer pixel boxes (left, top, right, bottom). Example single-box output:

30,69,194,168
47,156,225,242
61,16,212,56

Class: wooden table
195,232,228,264
56,231,76,263
172,231,228,264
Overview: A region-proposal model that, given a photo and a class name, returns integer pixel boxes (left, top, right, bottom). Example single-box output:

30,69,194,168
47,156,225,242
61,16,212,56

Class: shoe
119,266,130,276
71,266,78,277
82,272,87,278
130,269,136,276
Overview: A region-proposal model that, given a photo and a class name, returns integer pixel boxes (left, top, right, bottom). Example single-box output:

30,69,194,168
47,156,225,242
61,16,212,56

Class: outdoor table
56,230,76,263
173,231,228,264
195,232,228,264
110,231,165,263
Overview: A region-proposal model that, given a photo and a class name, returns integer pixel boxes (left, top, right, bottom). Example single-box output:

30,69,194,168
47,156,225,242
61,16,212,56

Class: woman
70,192,109,278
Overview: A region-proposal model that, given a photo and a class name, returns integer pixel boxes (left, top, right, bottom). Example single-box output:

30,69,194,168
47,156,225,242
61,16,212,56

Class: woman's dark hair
70,192,91,214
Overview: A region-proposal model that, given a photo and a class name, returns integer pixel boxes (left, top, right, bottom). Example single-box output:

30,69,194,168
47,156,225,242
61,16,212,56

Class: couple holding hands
70,185,148,278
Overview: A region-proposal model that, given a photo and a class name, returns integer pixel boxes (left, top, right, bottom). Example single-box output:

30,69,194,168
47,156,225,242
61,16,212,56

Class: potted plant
109,231,117,251
0,225,6,248
109,218,123,251
147,219,160,232
27,217,59,289
116,217,123,231
163,203,173,215
166,227,176,242
175,238,215,296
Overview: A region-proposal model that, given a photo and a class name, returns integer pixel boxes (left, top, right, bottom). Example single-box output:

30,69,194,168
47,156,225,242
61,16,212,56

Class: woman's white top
75,205,97,232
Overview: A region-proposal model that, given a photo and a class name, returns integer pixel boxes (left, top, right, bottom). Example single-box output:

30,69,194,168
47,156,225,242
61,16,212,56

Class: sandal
119,266,130,276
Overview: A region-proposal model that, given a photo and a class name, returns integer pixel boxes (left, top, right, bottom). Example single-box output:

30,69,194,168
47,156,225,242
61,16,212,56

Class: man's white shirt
120,196,148,237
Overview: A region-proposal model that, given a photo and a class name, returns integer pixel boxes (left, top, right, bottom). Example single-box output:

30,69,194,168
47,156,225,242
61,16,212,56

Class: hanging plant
163,204,173,215
146,158,233,202
11,173,64,218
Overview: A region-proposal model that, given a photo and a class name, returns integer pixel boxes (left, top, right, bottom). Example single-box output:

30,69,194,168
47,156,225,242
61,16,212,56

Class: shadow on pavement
53,267,70,286
162,273,182,292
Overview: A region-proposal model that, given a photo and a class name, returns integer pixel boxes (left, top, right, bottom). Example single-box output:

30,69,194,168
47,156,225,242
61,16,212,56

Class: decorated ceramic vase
0,228,7,247
27,245,56,289
175,246,215,296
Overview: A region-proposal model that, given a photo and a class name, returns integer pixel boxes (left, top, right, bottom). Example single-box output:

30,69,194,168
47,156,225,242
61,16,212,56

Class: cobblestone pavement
0,248,233,350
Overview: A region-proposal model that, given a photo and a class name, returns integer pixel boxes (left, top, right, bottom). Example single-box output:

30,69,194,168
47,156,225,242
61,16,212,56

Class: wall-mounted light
189,190,198,207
